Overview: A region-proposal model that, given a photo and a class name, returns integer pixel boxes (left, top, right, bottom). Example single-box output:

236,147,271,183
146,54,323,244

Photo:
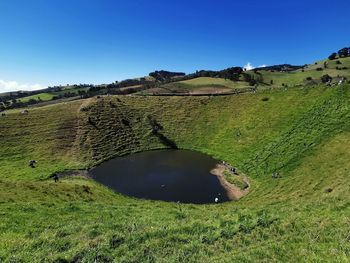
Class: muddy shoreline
56,170,91,179
210,164,250,201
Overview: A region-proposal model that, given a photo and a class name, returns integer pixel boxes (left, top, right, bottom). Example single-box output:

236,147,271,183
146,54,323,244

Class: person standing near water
52,173,59,183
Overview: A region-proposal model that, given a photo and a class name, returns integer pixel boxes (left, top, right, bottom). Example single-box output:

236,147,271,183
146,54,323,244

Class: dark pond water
90,150,229,204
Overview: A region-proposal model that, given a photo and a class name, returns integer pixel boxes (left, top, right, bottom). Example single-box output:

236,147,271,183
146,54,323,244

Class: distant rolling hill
1,47,349,110
151,57,350,95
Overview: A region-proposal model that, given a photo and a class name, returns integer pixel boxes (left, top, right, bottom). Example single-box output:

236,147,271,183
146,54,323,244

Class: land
2,53,350,110
1,49,350,262
210,164,250,201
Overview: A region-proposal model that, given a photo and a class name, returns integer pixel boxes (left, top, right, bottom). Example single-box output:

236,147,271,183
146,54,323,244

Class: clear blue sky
0,0,349,91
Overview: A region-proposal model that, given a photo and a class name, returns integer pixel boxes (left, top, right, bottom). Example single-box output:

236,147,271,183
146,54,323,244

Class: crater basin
90,150,229,204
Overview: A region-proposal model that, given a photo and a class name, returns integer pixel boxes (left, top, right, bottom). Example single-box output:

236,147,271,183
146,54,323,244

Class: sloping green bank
1,85,350,262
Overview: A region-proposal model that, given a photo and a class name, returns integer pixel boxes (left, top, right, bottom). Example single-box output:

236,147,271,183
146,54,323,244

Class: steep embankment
74,97,166,166
0,101,82,180
1,85,350,262
2,85,348,186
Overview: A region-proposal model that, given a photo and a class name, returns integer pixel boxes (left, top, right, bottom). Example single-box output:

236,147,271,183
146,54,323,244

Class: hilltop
1,47,349,111
1,47,350,262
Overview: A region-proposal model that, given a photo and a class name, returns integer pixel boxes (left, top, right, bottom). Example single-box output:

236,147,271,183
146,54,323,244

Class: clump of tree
193,67,243,81
242,73,258,86
328,52,337,60
0,89,45,104
253,64,303,72
149,71,186,82
51,91,78,100
336,66,348,70
338,47,350,58
219,67,243,81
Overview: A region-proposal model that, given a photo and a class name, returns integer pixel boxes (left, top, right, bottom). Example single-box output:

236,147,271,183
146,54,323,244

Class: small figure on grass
272,172,280,179
28,160,37,168
230,167,237,174
52,173,59,183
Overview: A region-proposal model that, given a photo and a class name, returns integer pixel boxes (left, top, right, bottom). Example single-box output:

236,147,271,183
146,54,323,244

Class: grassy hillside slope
19,92,55,102
173,77,249,90
248,57,350,87
159,57,350,94
142,77,250,95
1,85,350,262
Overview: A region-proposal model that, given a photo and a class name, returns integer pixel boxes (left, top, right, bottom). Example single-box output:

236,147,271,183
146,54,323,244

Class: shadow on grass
148,115,178,149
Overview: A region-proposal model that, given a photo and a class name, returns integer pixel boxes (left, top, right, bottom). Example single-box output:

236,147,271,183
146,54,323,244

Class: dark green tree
338,47,349,58
328,52,337,60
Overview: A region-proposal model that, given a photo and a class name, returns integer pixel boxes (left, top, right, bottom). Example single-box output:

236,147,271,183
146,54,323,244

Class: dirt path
210,164,250,201
57,170,91,179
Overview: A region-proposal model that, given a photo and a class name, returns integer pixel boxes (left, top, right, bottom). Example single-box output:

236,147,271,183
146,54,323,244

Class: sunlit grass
1,85,350,261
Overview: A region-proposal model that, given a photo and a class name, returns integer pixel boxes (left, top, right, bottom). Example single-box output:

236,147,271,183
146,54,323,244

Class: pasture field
1,84,350,262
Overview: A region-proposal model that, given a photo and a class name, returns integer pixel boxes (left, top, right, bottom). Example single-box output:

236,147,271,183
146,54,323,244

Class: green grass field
16,87,89,103
1,83,350,262
157,77,250,94
139,57,350,96
179,77,250,89
18,92,55,102
246,57,350,87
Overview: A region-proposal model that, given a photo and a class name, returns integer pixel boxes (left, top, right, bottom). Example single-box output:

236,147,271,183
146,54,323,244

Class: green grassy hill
1,83,350,262
155,77,251,94
151,57,350,94
247,56,350,87
17,87,90,103
18,92,55,102
2,56,349,110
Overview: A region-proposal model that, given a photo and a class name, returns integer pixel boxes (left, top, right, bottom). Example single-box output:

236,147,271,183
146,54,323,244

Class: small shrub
321,74,332,83
306,77,312,81
261,97,269,102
